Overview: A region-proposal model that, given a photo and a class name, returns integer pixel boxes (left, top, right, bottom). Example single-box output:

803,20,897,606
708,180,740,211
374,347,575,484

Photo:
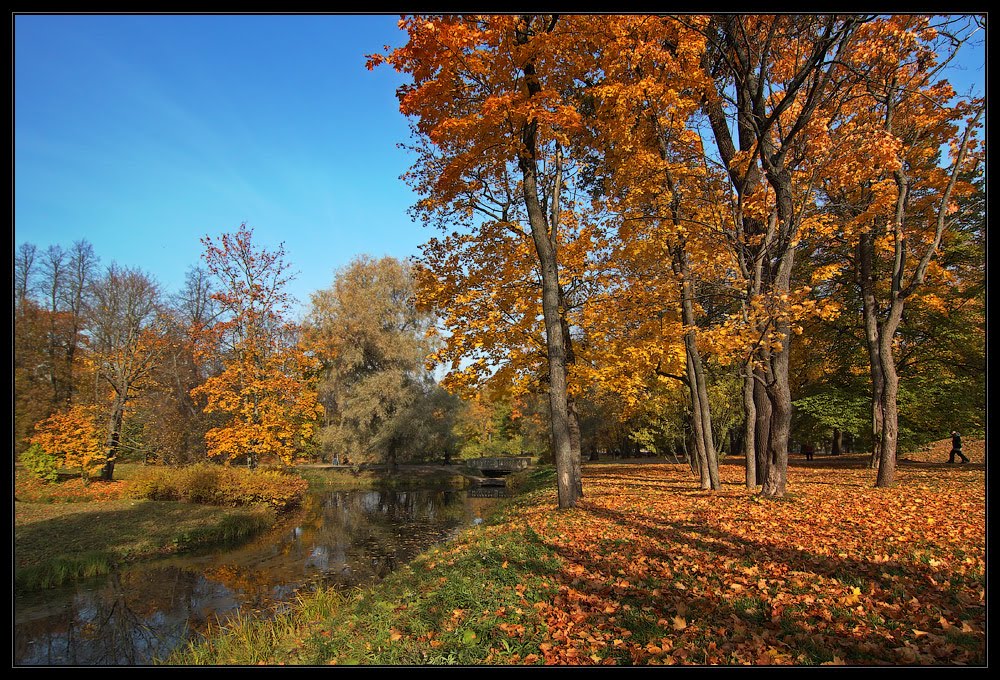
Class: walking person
948,430,970,464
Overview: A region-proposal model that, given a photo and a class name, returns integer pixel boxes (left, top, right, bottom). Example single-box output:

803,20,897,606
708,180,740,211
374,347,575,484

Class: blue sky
14,14,986,319
15,14,419,316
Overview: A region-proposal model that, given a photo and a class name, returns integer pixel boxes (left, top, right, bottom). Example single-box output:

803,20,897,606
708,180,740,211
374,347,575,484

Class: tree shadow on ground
536,498,984,665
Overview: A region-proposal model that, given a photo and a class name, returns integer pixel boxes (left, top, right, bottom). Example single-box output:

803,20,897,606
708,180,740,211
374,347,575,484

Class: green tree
304,255,445,466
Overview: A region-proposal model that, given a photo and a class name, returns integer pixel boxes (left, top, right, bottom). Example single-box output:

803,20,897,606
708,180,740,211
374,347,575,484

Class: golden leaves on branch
30,405,105,479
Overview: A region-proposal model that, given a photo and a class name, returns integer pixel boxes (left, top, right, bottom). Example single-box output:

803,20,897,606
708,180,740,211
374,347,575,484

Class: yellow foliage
29,405,105,478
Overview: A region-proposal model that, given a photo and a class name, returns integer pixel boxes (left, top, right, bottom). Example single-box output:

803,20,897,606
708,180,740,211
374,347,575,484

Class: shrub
14,468,132,504
130,463,309,511
20,444,59,483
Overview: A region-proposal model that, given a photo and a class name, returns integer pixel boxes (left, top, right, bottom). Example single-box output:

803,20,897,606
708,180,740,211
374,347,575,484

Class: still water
14,478,506,666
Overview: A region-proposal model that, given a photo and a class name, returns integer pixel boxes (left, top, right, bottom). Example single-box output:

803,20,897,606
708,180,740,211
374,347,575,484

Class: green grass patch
731,595,769,624
14,550,116,591
14,499,275,593
166,516,563,665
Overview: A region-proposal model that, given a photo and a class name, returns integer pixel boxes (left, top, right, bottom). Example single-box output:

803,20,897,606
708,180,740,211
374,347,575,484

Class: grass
13,460,324,592
164,454,984,666
14,496,275,592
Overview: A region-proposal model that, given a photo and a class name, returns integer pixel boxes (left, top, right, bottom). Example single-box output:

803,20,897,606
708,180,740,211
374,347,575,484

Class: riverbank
13,463,306,592
14,497,275,592
13,461,487,594
168,455,985,666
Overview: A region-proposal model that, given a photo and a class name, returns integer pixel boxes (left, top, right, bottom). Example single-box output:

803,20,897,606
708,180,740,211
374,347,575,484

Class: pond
14,475,508,666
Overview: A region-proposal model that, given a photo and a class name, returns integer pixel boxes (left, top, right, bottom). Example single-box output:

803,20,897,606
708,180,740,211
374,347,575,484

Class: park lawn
14,494,274,592
170,450,985,666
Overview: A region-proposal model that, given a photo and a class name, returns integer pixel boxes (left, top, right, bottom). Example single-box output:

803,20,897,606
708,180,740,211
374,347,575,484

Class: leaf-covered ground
508,452,985,665
176,444,985,666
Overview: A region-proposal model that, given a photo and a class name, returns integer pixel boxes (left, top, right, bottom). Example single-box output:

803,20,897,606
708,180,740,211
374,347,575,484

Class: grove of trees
369,13,984,504
15,14,984,510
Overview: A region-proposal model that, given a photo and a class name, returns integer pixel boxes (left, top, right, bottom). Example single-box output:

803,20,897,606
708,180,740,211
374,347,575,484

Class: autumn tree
191,224,322,468
817,15,984,485
452,391,541,459
29,405,105,479
371,14,601,507
571,15,731,489
688,14,867,496
303,255,447,466
37,244,68,404
133,267,223,464
63,241,100,403
14,243,54,453
86,263,167,480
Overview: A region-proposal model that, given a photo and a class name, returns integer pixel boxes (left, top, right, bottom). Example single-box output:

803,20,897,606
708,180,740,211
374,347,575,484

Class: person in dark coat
948,431,970,464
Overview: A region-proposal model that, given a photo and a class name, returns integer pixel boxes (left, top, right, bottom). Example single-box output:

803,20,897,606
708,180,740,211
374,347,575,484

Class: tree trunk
831,427,842,455
689,336,720,489
676,241,719,490
875,317,903,487
686,349,711,489
858,232,884,469
742,368,758,488
761,347,792,497
101,398,126,481
685,425,701,478
753,365,771,485
563,315,583,497
515,18,579,508
689,325,720,489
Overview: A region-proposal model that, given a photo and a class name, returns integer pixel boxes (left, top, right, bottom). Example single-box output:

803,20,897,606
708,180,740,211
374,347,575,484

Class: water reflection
14,480,499,666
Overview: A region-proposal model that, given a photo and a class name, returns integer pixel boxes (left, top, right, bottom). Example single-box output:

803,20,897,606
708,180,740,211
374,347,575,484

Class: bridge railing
464,456,532,472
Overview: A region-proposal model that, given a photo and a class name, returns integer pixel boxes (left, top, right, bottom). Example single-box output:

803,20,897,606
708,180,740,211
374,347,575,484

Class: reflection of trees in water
15,484,497,665
200,564,287,611
15,568,216,665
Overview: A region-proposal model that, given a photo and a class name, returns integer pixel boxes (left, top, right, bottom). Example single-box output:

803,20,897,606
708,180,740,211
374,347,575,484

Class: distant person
948,431,970,464
802,442,814,461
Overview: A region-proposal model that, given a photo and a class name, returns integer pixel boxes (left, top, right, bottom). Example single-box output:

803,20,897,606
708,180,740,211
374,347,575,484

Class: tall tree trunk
742,367,758,488
686,348,711,489
521,153,577,508
762,347,792,497
562,316,584,498
831,427,842,456
760,223,796,498
875,307,904,487
676,243,720,490
101,398,126,481
515,16,579,508
858,233,884,468
753,364,772,485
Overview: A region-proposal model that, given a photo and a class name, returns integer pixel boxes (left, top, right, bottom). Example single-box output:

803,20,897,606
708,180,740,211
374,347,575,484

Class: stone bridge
464,456,532,477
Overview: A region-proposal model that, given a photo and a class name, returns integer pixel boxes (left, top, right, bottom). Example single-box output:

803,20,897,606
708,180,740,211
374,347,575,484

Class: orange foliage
29,405,105,479
191,224,323,467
